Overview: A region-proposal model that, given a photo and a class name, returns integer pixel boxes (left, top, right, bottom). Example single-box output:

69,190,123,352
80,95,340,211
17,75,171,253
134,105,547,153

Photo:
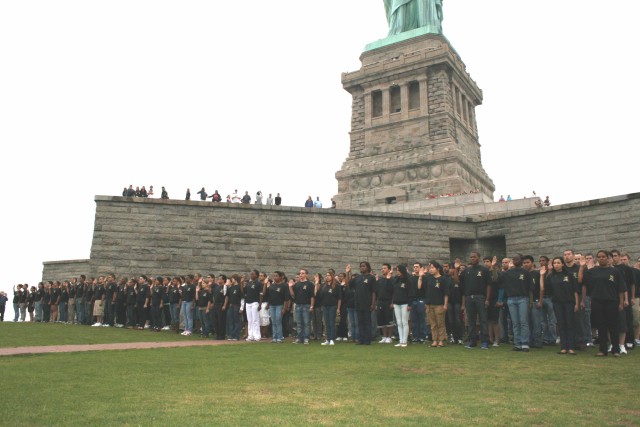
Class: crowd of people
121,185,337,209
6,249,638,356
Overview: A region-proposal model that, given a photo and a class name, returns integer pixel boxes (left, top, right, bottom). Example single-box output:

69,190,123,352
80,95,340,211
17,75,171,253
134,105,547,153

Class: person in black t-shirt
318,271,342,346
35,282,44,322
375,264,394,344
424,262,450,347
264,271,289,343
612,250,636,353
275,193,282,206
346,262,377,345
27,286,36,322
50,282,61,323
226,275,243,340
459,252,492,349
125,278,137,328
0,291,7,321
579,251,626,356
289,269,315,344
543,258,579,355
42,283,51,322
150,277,165,332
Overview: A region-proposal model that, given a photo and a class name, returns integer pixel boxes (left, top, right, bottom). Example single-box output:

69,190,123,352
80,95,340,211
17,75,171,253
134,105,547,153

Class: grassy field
1,323,638,426
0,322,188,347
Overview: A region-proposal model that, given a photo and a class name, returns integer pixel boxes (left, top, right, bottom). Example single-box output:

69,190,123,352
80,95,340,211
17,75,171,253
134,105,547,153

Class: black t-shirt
76,283,85,299
349,274,376,310
61,290,69,303
151,286,164,306
181,284,196,302
546,271,579,303
318,284,342,307
42,290,51,304
13,291,19,304
85,285,94,301
425,275,450,306
583,266,626,302
212,284,227,305
50,288,61,304
275,196,281,205
116,284,126,303
105,282,118,300
68,286,76,299
94,284,106,301
342,283,355,308
228,284,242,305
196,289,213,308
448,280,463,305
35,288,44,302
244,280,262,304
18,290,28,303
135,284,148,303
496,268,532,298
168,286,181,304
460,264,491,296
614,264,635,291
292,281,315,305
392,276,411,305
266,282,289,306
126,286,137,305
375,277,394,302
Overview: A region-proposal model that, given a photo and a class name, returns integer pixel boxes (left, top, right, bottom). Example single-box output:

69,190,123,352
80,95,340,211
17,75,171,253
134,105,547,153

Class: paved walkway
0,340,241,356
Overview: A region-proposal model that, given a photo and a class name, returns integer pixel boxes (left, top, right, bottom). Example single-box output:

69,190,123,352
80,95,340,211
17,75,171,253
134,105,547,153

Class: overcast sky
1,1,638,301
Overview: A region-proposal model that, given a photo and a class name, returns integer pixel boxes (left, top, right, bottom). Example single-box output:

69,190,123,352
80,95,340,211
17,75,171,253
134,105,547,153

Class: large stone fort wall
42,193,640,281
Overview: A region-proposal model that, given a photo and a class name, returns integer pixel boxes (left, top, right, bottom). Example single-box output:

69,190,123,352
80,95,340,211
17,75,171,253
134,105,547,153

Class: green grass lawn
0,322,189,347
1,324,638,426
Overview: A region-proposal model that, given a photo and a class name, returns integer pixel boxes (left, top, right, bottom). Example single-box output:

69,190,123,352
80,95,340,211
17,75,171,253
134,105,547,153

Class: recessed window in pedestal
372,90,383,118
408,81,420,110
390,85,401,114
385,196,397,204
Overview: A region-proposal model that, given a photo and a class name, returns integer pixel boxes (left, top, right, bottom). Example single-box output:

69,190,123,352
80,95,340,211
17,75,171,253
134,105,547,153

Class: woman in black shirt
392,264,411,348
544,257,579,355
319,271,342,346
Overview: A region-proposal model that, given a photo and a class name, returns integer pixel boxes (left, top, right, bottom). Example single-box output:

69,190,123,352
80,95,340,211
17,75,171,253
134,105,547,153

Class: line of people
9,249,638,356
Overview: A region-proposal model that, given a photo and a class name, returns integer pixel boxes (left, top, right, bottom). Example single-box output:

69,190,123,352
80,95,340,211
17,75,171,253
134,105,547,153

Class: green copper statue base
365,26,442,52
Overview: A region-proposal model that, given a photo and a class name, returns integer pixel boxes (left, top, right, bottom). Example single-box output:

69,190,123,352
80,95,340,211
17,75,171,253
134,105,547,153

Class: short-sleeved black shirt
266,282,289,306
318,284,342,307
546,271,579,303
228,284,242,305
583,267,626,302
425,275,451,306
292,281,315,305
349,274,376,310
244,280,262,304
460,264,491,296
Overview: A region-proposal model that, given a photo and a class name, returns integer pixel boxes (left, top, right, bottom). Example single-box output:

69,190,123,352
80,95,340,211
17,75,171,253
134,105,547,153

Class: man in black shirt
347,262,377,345
612,249,635,353
245,270,263,342
459,252,492,349
76,275,86,325
104,274,118,327
275,193,282,206
212,275,229,340
564,249,588,349
289,268,315,344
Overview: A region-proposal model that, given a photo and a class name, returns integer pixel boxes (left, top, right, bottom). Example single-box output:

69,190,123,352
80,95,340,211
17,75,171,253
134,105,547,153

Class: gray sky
1,1,638,299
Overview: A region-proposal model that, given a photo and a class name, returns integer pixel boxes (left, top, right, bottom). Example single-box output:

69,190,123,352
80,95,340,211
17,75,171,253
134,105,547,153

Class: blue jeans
181,301,194,332
507,296,530,349
13,303,19,322
541,297,557,344
226,304,241,339
59,302,68,322
323,305,338,341
269,305,284,341
76,300,85,324
529,302,543,347
347,308,359,341
197,308,210,336
410,300,426,340
103,300,113,326
169,303,179,326
295,304,311,341
35,301,42,322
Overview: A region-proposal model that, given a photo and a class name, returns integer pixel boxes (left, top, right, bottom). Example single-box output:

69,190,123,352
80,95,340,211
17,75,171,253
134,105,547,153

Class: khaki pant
426,305,447,342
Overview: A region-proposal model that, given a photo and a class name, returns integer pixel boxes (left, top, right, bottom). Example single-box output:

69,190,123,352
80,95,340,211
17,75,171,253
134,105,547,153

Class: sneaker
401,343,407,347
620,345,628,355
635,339,640,346
329,340,335,346
464,342,476,349
555,337,561,344
91,322,102,327
161,326,170,331
492,342,500,347
586,342,594,348
386,337,393,344
457,339,464,345
293,340,302,344
103,324,111,327
394,343,403,347
321,341,330,346
481,342,489,350
625,343,633,349
607,345,612,353
304,339,309,345
379,337,387,344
